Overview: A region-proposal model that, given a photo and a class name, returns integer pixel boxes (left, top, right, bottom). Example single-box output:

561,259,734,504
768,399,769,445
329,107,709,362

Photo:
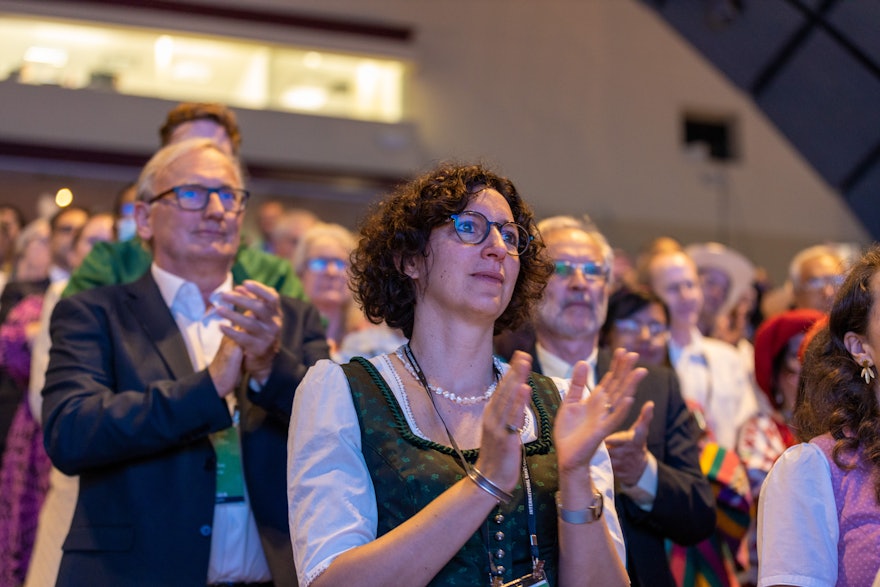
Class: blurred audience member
759,246,880,585
159,101,241,157
686,242,757,380
112,183,138,242
29,213,114,420
0,208,90,585
270,208,319,260
0,204,25,293
647,248,755,587
0,290,48,587
647,248,758,449
292,222,403,361
789,244,846,313
46,207,88,284
736,308,823,586
253,199,286,254
600,286,671,368
0,219,51,324
685,242,755,340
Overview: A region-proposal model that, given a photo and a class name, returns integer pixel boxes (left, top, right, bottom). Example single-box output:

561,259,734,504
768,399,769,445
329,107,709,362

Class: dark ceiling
639,0,880,238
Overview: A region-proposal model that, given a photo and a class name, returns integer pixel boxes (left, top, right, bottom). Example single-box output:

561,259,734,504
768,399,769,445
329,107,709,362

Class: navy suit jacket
496,331,715,587
42,271,329,587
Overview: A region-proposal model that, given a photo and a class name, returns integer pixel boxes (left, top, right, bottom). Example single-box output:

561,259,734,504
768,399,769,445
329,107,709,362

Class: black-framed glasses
306,257,348,273
449,210,531,256
553,260,609,281
147,184,249,213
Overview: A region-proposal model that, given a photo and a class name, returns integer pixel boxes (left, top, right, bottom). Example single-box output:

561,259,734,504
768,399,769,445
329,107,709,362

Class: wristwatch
555,490,604,524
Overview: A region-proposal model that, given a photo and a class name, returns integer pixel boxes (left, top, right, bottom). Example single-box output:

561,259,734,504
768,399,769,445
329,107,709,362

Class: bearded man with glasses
495,216,714,587
41,139,328,587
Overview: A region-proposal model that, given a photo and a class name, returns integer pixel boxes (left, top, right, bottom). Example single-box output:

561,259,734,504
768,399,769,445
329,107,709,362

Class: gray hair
788,244,845,288
136,138,244,202
292,222,358,274
536,214,614,274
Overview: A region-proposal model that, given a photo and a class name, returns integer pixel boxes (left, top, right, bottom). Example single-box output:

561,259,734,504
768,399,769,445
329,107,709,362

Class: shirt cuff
619,452,658,511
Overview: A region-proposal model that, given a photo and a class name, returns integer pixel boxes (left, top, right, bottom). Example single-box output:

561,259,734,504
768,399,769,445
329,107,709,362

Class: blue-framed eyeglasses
553,260,609,281
147,184,249,213
614,318,667,338
449,210,531,256
306,257,348,273
802,274,844,292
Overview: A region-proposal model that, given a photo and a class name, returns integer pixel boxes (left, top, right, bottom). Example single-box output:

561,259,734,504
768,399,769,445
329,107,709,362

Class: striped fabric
668,442,752,587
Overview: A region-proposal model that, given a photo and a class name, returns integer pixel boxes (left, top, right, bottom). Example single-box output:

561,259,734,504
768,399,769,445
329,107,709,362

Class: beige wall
0,0,868,283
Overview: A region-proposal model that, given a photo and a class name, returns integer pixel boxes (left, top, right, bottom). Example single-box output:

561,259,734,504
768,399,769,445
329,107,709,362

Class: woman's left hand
553,349,647,476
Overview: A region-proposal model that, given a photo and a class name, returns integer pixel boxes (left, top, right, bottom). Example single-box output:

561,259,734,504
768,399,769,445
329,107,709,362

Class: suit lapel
596,349,611,380
123,272,195,380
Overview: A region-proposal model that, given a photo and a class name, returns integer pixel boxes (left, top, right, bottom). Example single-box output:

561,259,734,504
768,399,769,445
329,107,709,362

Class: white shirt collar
48,265,70,284
151,263,233,320
535,341,597,385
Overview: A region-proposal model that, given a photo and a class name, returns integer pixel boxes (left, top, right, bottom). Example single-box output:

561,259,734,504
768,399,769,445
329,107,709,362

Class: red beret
753,308,825,400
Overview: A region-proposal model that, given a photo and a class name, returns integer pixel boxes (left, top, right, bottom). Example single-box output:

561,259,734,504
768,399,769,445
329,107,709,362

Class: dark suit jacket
42,271,329,587
496,331,716,587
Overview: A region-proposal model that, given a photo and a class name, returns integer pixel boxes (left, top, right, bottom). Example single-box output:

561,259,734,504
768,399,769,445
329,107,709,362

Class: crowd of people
0,99,875,587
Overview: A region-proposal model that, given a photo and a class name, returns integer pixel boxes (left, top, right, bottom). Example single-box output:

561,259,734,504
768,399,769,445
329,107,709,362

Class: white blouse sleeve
287,359,378,587
551,376,627,566
757,442,838,587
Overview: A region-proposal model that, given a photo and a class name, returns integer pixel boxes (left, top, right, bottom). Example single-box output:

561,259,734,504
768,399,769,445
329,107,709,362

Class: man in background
496,216,715,587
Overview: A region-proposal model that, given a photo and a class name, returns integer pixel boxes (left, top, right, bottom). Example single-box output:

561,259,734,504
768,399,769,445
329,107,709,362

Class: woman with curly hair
287,162,645,587
758,245,880,586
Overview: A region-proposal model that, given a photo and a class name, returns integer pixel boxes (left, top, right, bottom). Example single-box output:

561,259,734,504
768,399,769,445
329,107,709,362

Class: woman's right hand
474,350,533,493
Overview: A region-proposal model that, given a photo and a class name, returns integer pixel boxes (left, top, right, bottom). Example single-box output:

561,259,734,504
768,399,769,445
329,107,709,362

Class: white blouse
287,354,625,587
757,442,838,587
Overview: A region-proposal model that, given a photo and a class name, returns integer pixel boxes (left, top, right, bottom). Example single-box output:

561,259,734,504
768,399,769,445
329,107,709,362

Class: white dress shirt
668,327,759,450
152,264,271,584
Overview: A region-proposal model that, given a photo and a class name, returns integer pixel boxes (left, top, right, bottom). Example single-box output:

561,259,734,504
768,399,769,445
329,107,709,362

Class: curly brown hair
793,244,880,502
351,162,552,339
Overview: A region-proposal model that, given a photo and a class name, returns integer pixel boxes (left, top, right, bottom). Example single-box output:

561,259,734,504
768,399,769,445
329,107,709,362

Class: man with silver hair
788,243,848,313
496,215,714,587
42,138,328,587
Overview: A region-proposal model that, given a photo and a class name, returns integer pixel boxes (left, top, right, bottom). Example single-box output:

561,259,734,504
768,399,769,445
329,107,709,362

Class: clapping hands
553,349,647,476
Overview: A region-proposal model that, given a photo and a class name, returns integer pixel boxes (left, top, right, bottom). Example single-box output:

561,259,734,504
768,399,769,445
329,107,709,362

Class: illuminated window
0,14,407,123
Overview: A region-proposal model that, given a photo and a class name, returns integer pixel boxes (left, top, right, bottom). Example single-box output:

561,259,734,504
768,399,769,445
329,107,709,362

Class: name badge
212,422,245,504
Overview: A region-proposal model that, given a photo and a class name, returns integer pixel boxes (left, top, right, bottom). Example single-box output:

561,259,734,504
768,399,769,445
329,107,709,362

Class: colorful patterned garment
0,294,51,587
670,403,752,587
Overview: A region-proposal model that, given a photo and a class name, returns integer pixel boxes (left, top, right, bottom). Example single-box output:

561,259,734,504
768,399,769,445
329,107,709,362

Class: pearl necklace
395,345,503,405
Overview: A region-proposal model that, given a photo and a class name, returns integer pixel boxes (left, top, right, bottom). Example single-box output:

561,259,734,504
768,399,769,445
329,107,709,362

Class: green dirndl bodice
341,356,563,586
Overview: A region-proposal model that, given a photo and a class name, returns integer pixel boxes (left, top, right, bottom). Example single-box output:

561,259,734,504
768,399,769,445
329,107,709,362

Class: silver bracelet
467,466,514,504
555,490,604,524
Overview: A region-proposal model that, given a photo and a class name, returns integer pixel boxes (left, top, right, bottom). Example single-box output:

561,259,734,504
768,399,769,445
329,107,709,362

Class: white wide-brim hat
685,242,756,314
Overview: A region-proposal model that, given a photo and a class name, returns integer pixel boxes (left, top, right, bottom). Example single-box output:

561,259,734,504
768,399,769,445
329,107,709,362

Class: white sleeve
28,281,64,424
551,376,627,565
757,442,838,587
287,359,378,587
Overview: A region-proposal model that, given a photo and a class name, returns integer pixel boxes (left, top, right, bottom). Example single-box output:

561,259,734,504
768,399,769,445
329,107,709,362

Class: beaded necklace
395,344,503,405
